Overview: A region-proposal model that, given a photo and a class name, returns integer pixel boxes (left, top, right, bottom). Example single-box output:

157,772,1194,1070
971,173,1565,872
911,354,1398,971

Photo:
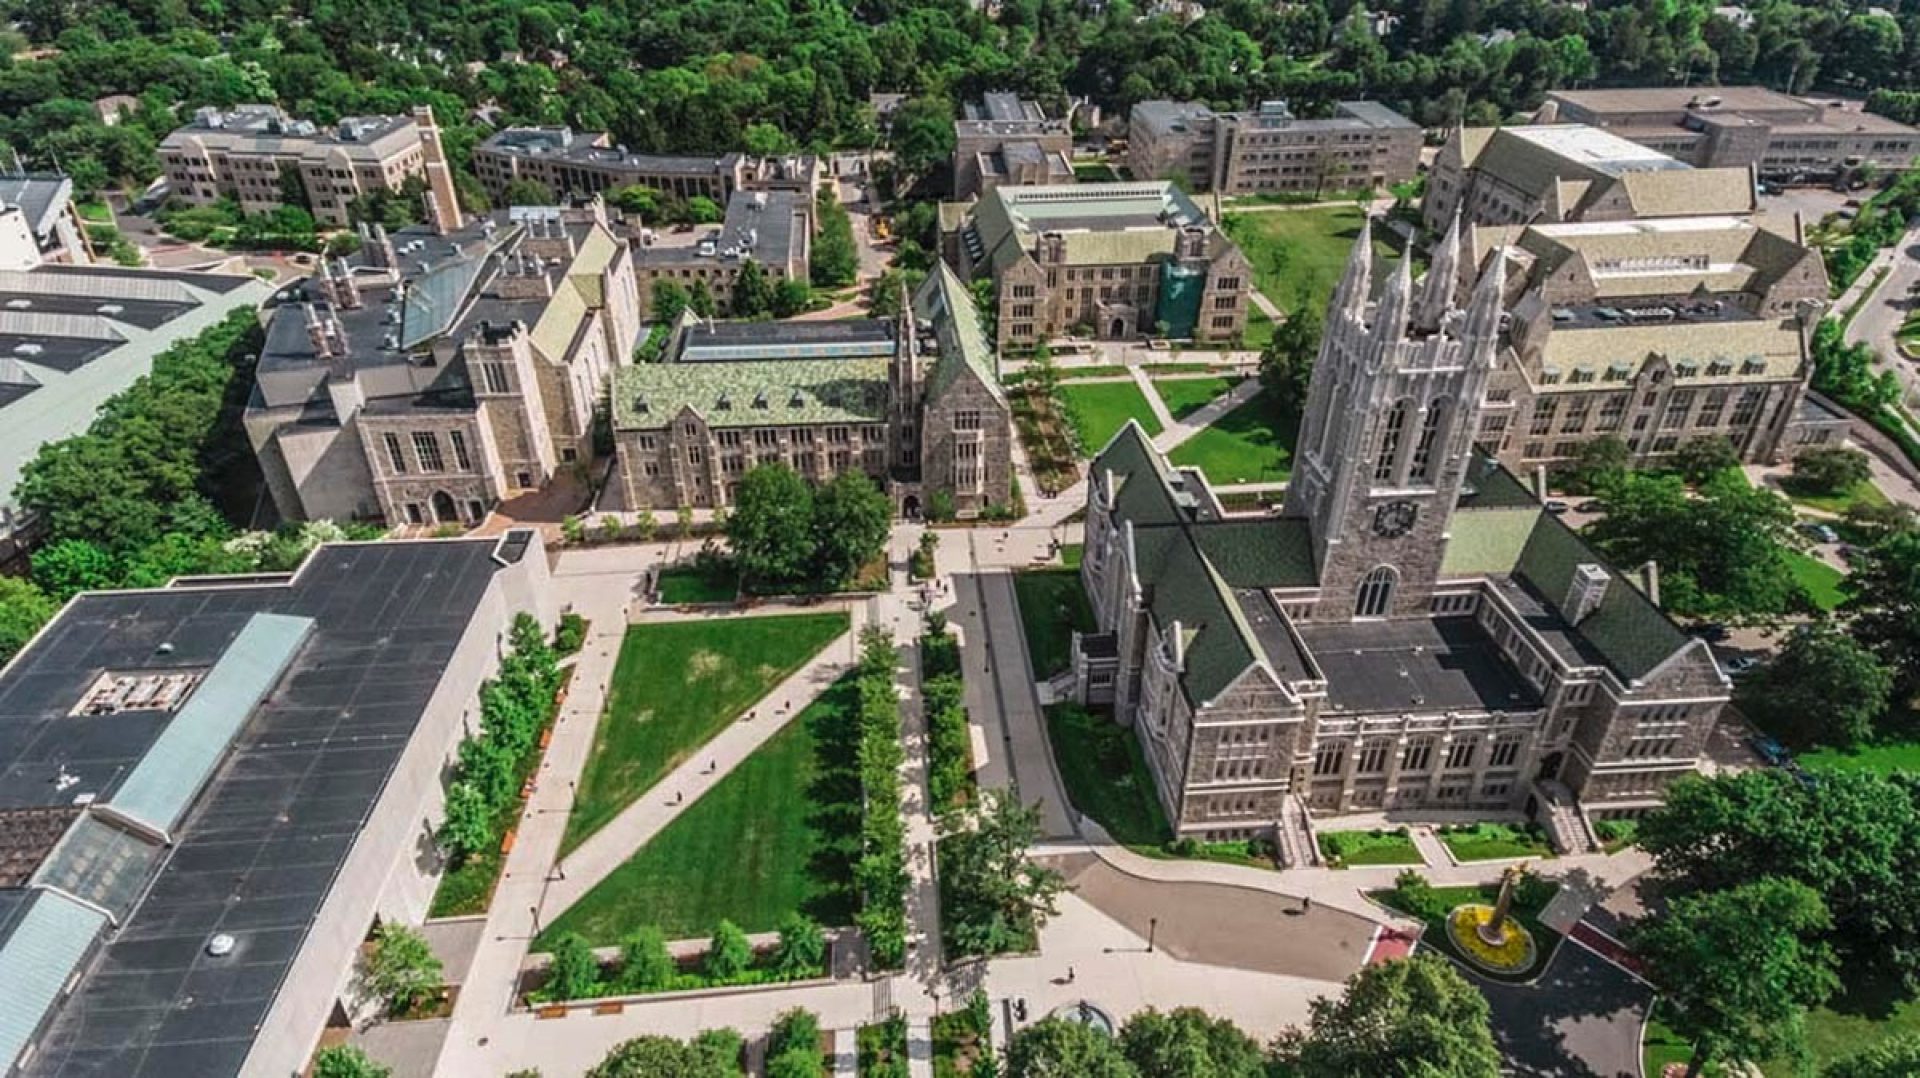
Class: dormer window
753,390,769,410
633,396,650,414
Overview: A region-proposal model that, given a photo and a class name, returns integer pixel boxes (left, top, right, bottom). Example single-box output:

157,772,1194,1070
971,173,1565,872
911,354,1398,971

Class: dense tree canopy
1737,624,1893,751
1271,953,1500,1078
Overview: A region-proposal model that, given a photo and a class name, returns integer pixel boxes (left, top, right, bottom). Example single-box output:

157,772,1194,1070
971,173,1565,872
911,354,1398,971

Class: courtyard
1221,203,1389,314
1167,387,1298,485
561,611,849,853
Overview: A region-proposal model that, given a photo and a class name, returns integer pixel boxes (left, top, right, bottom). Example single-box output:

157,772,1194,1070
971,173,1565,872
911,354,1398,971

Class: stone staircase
1277,794,1321,868
1532,779,1599,854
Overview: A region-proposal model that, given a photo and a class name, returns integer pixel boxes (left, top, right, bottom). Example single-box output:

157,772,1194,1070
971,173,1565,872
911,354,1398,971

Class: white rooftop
1504,124,1692,176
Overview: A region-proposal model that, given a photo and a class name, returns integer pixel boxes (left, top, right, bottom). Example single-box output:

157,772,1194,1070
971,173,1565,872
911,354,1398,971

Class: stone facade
952,94,1075,200
158,105,431,228
473,127,825,203
1074,223,1731,844
611,263,1013,517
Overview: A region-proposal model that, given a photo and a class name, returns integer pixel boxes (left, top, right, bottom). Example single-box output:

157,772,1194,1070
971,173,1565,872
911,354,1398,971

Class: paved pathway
1128,365,1178,430
1149,376,1261,454
959,567,1077,838
539,607,864,919
1408,825,1453,868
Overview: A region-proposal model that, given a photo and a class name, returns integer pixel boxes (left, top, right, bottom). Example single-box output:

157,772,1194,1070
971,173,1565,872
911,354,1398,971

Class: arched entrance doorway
1110,317,1128,339
1535,751,1564,783
430,490,458,524
902,495,921,520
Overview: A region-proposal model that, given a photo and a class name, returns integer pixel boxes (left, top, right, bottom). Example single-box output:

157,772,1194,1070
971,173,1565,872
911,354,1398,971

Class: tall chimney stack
303,303,333,360
332,258,362,309
413,105,464,236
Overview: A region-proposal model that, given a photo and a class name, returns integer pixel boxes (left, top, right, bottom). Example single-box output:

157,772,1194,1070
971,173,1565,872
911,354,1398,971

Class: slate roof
915,260,1005,406
0,175,74,242
963,182,1231,276
613,357,887,430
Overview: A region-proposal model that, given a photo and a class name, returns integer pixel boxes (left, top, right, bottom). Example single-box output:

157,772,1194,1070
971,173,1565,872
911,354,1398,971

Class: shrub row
919,614,973,814
535,915,826,1003
853,628,910,968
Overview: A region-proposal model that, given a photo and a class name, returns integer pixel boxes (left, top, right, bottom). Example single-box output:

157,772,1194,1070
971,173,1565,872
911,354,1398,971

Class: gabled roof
915,260,1004,406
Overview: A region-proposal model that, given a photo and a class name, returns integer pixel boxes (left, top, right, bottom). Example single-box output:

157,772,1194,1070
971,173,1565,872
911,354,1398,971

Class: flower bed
1445,903,1537,975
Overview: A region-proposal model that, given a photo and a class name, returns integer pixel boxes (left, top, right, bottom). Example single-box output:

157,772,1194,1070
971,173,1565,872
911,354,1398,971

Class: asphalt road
1478,940,1650,1078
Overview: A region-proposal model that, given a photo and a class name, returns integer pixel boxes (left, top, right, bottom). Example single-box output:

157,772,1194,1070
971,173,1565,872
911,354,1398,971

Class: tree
772,913,826,978
457,733,517,809
1791,446,1874,496
361,923,443,1017
768,1008,822,1061
1006,1017,1137,1078
438,781,494,860
939,787,1069,957
501,178,555,206
1562,435,1630,495
1585,470,1806,621
544,932,601,1002
728,465,816,586
312,1045,391,1078
771,277,811,318
1259,304,1321,421
1826,1033,1920,1078
1672,436,1741,484
890,95,957,179
811,472,891,587
616,926,675,992
811,192,858,288
587,1035,736,1078
1632,878,1837,1078
1737,624,1892,751
1637,770,1920,981
688,278,716,318
705,919,753,980
0,575,56,666
1843,529,1920,690
1118,1008,1266,1078
652,280,689,325
732,259,773,318
743,121,793,156
686,196,723,224
1273,954,1499,1077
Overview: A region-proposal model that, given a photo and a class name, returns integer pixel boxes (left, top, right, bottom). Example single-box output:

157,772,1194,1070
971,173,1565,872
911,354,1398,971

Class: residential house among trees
943,182,1252,350
245,187,640,529
611,263,1011,518
1074,228,1729,855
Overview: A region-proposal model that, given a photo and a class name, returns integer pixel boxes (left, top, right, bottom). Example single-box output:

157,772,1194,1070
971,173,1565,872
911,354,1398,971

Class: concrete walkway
539,607,865,919
1129,365,1178,431
1408,825,1454,868
1150,376,1262,454
959,568,1077,838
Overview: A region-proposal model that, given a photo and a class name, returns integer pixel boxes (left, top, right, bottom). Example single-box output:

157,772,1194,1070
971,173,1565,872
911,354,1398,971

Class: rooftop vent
13,342,43,356
206,934,235,957
4,298,31,309
97,303,125,315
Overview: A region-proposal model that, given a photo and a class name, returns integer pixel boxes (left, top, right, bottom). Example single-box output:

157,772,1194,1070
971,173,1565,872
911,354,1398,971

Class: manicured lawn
1643,1002,1695,1077
1011,569,1096,678
1436,821,1554,862
1772,971,1920,1076
1786,478,1890,516
1043,703,1172,846
1152,375,1238,421
657,565,739,603
1243,306,1275,349
1785,550,1846,611
1223,204,1392,313
1060,543,1084,570
1168,388,1297,484
1058,380,1162,454
1318,828,1421,868
1800,737,1920,774
539,674,863,946
75,199,113,223
562,612,848,853
1073,161,1120,182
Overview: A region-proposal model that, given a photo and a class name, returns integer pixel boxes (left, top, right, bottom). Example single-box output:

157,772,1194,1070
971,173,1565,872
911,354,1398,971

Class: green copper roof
1512,514,1689,680
1442,507,1543,577
613,357,890,430
916,260,1005,405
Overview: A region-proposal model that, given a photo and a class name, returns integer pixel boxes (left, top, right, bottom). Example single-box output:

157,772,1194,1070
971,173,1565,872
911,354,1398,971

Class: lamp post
1148,917,1158,954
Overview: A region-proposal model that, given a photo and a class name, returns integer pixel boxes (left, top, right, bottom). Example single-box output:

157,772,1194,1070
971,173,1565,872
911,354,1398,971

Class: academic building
951,94,1075,200
611,263,1013,518
942,182,1252,350
473,126,825,203
1075,226,1731,860
1463,211,1844,470
1127,99,1421,196
0,534,552,1078
157,105,434,227
1424,124,1760,234
1541,86,1920,183
245,163,641,529
631,188,812,319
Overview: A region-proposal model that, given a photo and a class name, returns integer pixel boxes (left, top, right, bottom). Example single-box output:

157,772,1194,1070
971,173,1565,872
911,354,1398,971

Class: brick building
943,182,1252,350
611,263,1012,518
157,105,433,227
952,94,1075,200
1128,99,1421,196
632,189,812,319
245,183,640,528
1075,229,1730,855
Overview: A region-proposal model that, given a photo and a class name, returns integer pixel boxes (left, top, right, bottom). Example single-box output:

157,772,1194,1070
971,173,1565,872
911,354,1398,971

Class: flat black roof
0,290,195,331
29,264,257,296
12,540,508,1078
0,332,119,376
1295,617,1543,715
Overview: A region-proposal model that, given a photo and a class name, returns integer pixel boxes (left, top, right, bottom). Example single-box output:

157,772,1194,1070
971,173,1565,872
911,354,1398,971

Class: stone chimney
492,250,555,300
1639,560,1661,607
1564,563,1611,624
331,258,362,309
303,303,332,360
371,222,398,269
413,105,464,236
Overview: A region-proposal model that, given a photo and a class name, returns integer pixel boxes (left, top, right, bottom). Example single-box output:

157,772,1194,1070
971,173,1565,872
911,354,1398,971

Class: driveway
1477,940,1651,1078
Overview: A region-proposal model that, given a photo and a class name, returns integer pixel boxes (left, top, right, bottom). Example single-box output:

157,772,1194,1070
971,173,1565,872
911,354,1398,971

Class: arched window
1373,400,1409,482
1356,566,1397,618
1320,377,1349,459
1409,398,1448,483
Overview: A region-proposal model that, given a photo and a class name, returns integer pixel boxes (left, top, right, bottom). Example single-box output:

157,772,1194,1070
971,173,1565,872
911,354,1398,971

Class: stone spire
1373,254,1414,342
1463,245,1508,357
1414,211,1462,334
1330,215,1374,316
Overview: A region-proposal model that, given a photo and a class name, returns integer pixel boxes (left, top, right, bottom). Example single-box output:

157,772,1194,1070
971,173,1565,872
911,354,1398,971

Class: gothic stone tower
1282,216,1506,619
